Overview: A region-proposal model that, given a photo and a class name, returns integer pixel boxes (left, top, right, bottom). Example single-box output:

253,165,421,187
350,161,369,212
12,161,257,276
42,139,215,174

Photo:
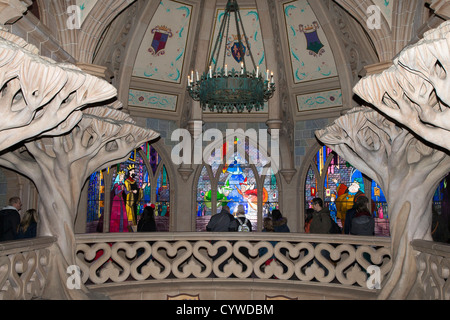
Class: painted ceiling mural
121,0,343,114
203,6,268,114
209,6,266,75
133,0,192,83
283,0,338,84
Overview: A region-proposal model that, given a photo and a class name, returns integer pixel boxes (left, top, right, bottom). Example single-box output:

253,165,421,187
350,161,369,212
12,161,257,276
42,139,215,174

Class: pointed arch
298,141,390,235
38,0,136,62
85,140,174,232
334,0,393,61
194,129,281,232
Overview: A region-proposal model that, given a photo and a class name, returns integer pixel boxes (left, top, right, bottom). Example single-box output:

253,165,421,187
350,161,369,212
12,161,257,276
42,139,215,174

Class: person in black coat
136,204,157,273
206,205,237,271
271,209,290,233
138,205,157,232
206,205,237,232
0,197,22,242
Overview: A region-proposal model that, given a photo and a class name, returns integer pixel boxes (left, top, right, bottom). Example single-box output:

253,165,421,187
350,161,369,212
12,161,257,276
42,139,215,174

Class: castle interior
0,0,449,301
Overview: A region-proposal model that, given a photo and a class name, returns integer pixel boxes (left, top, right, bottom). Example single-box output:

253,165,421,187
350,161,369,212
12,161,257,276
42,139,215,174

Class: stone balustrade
3,234,449,300
0,236,56,300
75,233,392,296
411,239,450,300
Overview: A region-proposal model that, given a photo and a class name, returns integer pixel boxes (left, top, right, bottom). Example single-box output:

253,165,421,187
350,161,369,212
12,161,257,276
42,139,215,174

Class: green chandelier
187,0,275,113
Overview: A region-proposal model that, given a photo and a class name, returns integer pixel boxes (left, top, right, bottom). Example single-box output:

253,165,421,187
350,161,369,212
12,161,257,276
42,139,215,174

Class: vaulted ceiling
31,0,432,126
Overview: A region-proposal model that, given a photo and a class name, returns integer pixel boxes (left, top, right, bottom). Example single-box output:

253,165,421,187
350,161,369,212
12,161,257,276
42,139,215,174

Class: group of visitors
0,193,373,243
0,197,39,242
206,196,373,236
206,205,290,233
305,196,374,235
206,204,290,272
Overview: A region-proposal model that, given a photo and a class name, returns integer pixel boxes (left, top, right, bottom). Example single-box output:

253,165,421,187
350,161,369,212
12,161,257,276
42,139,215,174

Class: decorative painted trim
129,89,178,112
296,89,342,112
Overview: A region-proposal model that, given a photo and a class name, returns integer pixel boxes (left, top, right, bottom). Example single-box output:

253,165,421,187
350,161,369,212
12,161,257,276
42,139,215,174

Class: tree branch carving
0,30,160,299
0,33,117,152
354,21,450,151
317,20,450,300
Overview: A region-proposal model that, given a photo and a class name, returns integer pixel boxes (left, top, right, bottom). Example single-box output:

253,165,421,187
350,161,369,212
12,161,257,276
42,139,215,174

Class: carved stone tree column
353,21,450,152
316,21,450,299
316,107,450,299
0,103,159,299
0,31,159,299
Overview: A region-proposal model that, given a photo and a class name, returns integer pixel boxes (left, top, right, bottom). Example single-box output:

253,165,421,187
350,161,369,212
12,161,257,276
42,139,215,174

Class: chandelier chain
187,0,275,113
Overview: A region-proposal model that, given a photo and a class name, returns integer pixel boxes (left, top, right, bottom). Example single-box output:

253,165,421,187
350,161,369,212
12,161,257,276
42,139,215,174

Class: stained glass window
432,173,450,243
263,172,279,218
86,171,104,232
196,136,279,232
305,165,316,207
86,142,170,233
304,146,389,236
155,165,170,231
109,147,149,232
196,167,212,231
218,154,258,230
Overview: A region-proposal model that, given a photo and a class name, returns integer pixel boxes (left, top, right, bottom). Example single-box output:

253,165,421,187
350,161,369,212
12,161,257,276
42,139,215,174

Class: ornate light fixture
187,0,275,113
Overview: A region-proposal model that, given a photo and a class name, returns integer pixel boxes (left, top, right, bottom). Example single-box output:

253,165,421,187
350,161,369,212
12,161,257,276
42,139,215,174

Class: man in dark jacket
206,205,237,270
0,197,22,242
310,197,331,234
206,205,237,232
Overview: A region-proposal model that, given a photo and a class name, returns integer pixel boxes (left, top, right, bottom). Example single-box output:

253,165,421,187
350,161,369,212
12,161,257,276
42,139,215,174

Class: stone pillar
188,0,218,132
255,0,281,131
175,1,218,231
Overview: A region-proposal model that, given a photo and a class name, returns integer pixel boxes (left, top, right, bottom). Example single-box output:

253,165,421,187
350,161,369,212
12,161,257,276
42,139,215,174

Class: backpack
237,217,250,232
351,215,374,235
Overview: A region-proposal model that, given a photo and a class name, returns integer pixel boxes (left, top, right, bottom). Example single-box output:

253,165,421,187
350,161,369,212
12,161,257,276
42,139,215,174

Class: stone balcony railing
75,233,393,299
0,236,56,300
2,234,449,300
411,239,450,300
